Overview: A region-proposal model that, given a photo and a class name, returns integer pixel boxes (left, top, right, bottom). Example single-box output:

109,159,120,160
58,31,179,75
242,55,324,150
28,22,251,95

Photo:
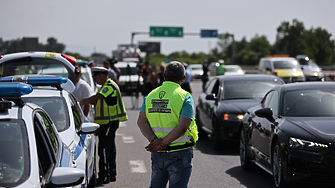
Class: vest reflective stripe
145,81,193,151
172,136,192,143
95,79,128,124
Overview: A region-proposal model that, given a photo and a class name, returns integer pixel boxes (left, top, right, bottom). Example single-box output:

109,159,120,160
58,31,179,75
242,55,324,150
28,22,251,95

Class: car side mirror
205,93,217,100
78,122,100,134
255,108,274,121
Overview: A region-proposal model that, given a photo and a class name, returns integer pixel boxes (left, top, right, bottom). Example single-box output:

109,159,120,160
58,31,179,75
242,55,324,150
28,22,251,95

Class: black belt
162,142,195,151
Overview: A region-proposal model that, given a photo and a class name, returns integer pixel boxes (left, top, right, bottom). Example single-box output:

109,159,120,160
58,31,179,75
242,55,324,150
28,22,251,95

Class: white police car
0,51,77,84
0,82,85,187
1,76,99,188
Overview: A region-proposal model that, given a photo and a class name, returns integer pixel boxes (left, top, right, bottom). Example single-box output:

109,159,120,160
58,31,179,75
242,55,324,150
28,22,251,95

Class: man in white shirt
72,65,94,121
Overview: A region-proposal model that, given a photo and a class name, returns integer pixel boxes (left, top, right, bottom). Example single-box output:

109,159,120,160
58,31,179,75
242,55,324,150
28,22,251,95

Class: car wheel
212,118,223,151
240,129,253,170
195,111,207,140
272,141,286,188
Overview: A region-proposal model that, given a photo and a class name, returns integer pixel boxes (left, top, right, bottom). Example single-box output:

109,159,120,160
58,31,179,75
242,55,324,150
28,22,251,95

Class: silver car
296,55,324,81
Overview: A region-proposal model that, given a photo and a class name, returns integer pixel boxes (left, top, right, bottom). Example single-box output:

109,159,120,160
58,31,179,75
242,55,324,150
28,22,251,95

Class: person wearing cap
137,61,198,188
103,60,118,83
80,66,128,184
88,60,96,68
72,65,94,121
181,62,192,93
217,59,225,75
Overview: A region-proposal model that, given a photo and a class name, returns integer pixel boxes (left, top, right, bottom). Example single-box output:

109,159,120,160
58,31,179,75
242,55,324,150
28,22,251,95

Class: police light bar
0,83,33,97
76,61,88,66
61,54,76,66
1,76,68,86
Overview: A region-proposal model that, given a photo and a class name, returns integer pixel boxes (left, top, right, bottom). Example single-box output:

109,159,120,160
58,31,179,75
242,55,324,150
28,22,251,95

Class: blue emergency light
0,76,68,86
76,61,88,66
0,83,33,97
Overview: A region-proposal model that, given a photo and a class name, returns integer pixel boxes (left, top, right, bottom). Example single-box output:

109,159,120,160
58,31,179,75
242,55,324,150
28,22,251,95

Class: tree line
1,19,334,66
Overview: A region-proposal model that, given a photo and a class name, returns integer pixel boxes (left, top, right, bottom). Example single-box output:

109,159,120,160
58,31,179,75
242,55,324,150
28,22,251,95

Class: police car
0,51,77,84
0,76,99,188
0,82,84,187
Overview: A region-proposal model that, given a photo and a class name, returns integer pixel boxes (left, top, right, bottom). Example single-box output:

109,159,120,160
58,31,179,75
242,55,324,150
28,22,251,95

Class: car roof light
1,76,68,87
0,55,3,59
61,54,76,66
0,83,33,97
76,61,88,66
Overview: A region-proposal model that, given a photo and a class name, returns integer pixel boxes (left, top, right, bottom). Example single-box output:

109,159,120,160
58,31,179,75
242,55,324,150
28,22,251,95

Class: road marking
122,136,135,143
129,160,147,173
119,122,127,127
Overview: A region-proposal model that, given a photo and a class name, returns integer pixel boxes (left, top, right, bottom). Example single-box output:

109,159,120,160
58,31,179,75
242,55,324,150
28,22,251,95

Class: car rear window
0,57,71,79
273,60,300,69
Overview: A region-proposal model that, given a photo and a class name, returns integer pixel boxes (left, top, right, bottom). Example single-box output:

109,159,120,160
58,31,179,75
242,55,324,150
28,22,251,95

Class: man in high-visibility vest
80,66,128,184
137,61,198,188
217,59,225,75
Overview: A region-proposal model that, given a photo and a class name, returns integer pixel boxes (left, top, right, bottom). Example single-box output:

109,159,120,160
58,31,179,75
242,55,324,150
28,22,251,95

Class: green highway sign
150,26,183,37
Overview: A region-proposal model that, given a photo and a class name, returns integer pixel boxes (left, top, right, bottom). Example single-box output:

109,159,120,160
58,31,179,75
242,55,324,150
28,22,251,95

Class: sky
1,0,335,57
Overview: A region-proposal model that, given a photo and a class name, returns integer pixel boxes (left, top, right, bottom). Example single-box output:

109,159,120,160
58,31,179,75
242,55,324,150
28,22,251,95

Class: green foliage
65,51,89,61
39,37,66,53
1,19,335,66
91,52,109,58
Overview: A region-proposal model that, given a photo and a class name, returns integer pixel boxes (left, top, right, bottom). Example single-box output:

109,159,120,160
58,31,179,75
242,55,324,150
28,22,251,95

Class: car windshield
190,66,202,70
222,80,281,100
119,67,138,75
22,97,69,132
0,119,29,186
273,60,300,69
226,67,242,72
283,89,335,116
0,58,71,79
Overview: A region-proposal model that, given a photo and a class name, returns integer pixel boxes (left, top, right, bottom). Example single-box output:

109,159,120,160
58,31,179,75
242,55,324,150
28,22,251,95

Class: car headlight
223,113,244,121
289,137,329,152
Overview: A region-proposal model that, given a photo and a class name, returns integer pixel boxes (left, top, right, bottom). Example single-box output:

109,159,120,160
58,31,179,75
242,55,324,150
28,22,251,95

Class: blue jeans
150,147,193,188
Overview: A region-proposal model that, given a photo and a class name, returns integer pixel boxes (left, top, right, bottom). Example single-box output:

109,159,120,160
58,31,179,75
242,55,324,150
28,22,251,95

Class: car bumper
219,120,240,142
284,147,335,186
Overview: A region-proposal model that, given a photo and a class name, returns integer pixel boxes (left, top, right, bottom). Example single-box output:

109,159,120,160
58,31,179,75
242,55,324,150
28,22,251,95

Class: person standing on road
72,65,94,121
217,59,225,75
202,59,209,92
181,62,192,94
80,67,128,184
137,61,198,188
103,60,118,83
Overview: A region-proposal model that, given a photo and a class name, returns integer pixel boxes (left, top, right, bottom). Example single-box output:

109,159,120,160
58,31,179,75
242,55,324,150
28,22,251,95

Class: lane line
122,136,135,143
129,160,147,173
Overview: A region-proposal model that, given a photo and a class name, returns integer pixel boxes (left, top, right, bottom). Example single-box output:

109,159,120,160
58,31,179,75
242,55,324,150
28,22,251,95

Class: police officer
80,67,128,184
137,61,198,188
217,59,225,75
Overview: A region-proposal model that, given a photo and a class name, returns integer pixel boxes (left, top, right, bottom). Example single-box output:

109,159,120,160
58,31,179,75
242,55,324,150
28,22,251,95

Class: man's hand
145,138,167,153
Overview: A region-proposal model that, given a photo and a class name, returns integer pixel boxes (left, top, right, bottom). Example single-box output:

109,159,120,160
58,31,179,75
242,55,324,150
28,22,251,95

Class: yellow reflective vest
145,81,198,152
95,79,128,124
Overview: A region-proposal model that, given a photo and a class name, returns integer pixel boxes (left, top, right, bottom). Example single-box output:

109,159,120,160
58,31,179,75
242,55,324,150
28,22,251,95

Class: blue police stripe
75,134,86,159
59,143,71,167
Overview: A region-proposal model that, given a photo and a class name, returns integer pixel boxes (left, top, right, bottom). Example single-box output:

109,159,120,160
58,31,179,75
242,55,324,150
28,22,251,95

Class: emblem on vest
102,87,109,93
159,91,166,99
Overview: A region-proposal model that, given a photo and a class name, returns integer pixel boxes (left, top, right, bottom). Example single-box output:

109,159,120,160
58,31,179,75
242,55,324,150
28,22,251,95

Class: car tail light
273,72,278,76
61,54,76,66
